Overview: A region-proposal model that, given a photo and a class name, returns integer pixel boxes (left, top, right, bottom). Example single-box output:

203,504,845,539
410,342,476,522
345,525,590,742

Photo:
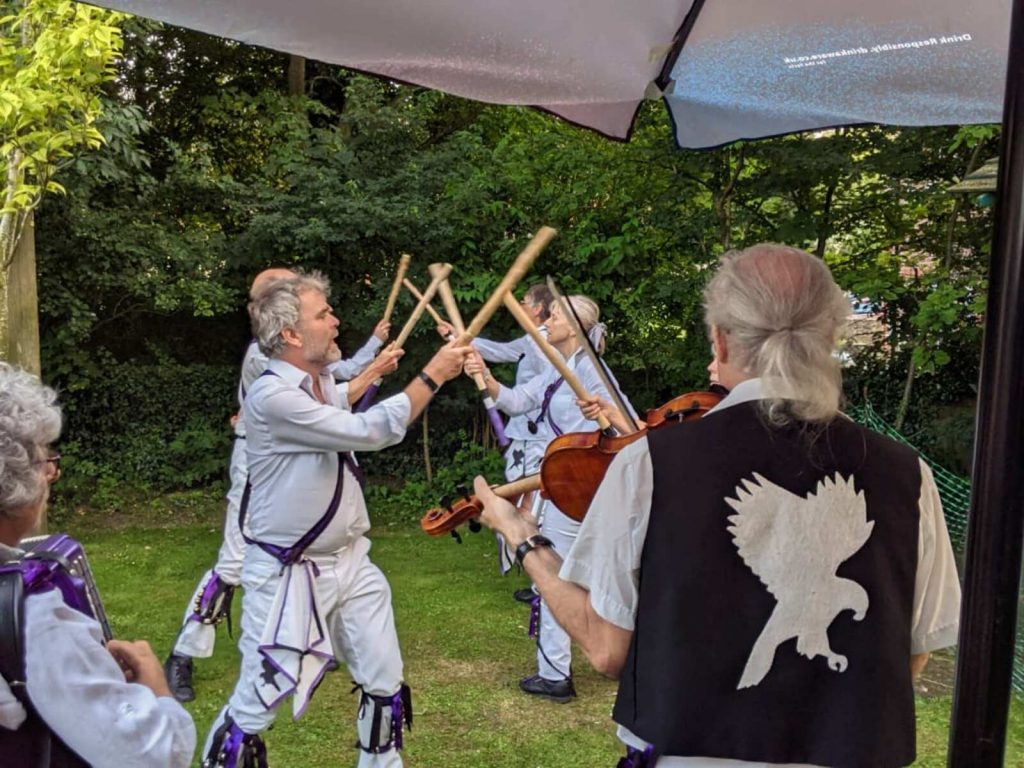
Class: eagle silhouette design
726,472,874,689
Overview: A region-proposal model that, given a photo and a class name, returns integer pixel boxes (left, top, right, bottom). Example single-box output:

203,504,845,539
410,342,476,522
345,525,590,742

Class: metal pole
948,0,1024,764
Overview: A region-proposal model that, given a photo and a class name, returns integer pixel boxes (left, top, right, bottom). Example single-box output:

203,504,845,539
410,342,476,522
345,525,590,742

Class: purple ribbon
221,723,245,768
188,569,224,622
390,690,405,750
483,396,510,447
354,380,381,413
528,594,541,638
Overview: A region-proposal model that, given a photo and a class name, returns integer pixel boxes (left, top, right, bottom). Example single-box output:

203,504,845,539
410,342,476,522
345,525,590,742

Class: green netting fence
849,403,1024,694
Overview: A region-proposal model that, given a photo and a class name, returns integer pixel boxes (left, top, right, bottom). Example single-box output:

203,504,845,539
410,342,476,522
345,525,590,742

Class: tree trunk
1,212,41,375
288,55,306,97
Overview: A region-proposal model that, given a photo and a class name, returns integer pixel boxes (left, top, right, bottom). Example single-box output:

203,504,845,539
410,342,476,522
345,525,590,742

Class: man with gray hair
473,244,960,767
202,270,469,768
165,266,399,701
0,364,196,767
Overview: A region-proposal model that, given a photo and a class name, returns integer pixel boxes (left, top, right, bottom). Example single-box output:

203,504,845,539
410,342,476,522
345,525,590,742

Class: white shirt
0,548,196,768
243,358,410,554
560,379,962,768
474,328,548,441
235,335,383,437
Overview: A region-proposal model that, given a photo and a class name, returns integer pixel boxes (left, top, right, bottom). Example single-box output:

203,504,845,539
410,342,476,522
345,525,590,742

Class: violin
419,387,726,537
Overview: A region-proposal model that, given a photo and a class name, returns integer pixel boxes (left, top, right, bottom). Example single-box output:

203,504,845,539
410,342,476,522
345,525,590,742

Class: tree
0,0,122,371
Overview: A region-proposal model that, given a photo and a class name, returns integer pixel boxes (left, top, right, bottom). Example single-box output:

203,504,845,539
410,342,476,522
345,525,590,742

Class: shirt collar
267,358,329,399
707,378,764,415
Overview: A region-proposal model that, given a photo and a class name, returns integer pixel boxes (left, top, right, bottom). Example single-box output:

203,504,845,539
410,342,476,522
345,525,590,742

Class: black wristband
515,534,554,565
417,370,439,392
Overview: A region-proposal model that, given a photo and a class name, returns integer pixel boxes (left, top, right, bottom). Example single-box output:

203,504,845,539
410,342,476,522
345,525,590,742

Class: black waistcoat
613,401,921,767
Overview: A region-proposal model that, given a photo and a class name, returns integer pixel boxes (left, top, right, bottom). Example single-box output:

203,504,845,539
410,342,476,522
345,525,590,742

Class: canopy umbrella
90,1,1007,148
83,0,1024,764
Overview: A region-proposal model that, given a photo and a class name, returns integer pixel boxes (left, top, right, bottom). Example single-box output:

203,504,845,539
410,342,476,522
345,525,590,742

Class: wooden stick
455,226,558,345
391,263,452,349
431,263,490,390
382,253,412,324
492,474,541,499
429,263,467,334
402,278,445,325
503,290,611,431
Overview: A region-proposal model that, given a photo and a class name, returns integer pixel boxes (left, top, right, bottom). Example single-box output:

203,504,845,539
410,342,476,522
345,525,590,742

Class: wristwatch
515,533,554,565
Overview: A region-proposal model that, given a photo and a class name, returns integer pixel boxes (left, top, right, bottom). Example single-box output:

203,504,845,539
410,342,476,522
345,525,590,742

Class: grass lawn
60,496,1024,767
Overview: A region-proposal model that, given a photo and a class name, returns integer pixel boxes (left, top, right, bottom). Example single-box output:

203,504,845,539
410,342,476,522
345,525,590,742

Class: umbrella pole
948,0,1024,764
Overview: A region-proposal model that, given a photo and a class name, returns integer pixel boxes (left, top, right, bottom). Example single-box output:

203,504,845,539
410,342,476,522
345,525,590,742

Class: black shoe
514,587,537,604
519,674,576,703
164,653,195,702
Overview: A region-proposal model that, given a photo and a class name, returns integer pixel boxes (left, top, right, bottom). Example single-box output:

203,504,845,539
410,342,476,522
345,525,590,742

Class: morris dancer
0,364,196,767
165,267,399,701
439,283,553,581
202,270,469,767
472,244,961,766
465,295,636,703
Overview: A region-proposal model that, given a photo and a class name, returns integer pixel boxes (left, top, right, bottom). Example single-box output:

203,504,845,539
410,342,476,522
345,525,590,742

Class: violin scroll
419,475,541,538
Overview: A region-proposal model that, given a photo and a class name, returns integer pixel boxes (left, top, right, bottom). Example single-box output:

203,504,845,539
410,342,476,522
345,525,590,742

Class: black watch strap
515,534,554,565
417,370,439,392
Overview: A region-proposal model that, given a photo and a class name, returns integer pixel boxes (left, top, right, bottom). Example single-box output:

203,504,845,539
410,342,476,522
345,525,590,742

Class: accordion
0,533,109,768
3,533,112,640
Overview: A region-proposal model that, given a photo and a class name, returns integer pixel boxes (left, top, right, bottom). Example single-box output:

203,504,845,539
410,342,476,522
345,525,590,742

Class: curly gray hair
0,364,62,519
704,243,849,424
249,270,332,357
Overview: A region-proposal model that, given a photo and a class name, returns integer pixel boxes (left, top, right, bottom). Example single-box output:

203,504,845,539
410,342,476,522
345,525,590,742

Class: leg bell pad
354,683,413,753
201,715,268,768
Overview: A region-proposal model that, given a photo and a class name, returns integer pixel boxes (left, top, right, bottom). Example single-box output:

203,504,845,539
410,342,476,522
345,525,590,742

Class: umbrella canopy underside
93,0,1010,146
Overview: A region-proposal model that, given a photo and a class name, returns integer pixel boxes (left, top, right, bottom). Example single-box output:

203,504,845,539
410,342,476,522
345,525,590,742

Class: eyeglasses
35,452,61,483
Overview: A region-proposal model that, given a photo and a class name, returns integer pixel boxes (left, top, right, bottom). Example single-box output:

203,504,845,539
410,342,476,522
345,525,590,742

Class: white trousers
206,539,404,767
535,501,579,681
173,438,249,658
497,439,547,573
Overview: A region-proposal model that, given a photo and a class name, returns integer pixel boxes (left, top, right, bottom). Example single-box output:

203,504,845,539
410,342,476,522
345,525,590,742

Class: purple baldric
528,594,541,638
537,377,565,436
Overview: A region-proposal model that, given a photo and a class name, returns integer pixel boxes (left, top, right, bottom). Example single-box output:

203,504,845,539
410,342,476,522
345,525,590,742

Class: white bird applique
726,472,874,689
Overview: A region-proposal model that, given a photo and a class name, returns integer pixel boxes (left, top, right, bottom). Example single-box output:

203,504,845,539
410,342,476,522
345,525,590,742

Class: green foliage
0,0,123,264
54,360,236,507
364,433,506,525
